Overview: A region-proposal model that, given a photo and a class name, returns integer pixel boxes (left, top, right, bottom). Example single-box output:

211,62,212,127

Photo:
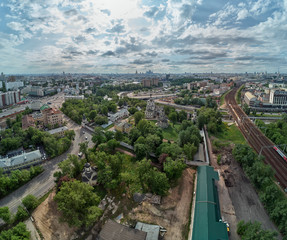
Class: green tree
183,143,197,161
163,157,186,181
115,130,123,141
129,128,141,145
134,143,147,160
145,134,161,153
54,180,102,227
158,143,183,160
128,107,138,114
197,113,205,129
94,115,108,125
243,103,250,115
0,206,11,224
79,141,89,158
168,112,177,125
178,110,187,123
89,110,97,120
137,119,149,135
14,206,29,222
134,111,144,125
237,220,277,240
106,139,119,153
22,194,39,212
148,169,170,196
0,222,30,240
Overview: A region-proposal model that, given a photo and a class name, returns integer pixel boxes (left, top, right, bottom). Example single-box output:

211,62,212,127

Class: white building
244,92,257,106
109,108,129,122
6,81,24,90
65,95,84,100
269,89,287,105
0,91,21,107
0,150,43,172
30,100,43,110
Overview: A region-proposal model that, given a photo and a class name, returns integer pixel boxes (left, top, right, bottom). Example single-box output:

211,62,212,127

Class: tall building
0,72,4,82
0,91,21,107
270,89,287,105
142,78,159,87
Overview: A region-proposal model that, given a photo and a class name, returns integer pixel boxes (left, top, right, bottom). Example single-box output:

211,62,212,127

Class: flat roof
192,166,228,240
48,126,68,135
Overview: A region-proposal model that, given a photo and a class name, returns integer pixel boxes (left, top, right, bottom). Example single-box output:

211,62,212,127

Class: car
85,136,88,140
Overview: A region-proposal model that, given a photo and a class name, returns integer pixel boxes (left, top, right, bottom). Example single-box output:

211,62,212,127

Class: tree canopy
54,180,102,227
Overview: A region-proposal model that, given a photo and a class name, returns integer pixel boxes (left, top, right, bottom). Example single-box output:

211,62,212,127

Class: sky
0,0,287,74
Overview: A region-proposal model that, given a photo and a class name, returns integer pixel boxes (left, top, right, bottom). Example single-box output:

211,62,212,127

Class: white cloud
237,8,249,20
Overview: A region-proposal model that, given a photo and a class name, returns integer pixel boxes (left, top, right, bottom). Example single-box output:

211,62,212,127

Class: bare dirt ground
208,137,282,239
32,190,77,240
128,168,196,240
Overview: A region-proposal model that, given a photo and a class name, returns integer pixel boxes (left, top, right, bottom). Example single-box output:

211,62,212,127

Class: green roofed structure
40,104,50,111
192,166,228,240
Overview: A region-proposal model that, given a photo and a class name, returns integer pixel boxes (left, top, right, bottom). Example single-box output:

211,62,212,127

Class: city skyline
0,0,287,74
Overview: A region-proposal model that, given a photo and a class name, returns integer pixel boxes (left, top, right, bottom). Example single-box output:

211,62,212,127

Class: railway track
225,87,287,191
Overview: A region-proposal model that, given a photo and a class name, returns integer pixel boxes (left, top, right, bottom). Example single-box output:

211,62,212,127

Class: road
0,108,94,218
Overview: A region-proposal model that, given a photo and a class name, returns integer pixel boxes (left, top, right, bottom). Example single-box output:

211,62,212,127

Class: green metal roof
192,166,229,240
40,104,50,111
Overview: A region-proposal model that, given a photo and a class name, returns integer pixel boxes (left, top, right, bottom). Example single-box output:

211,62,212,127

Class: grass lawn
104,123,114,130
236,85,244,104
220,89,231,105
148,120,180,141
162,124,181,142
213,123,246,145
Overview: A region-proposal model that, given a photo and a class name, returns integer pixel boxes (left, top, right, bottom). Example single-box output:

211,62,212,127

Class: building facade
145,99,169,128
270,89,287,105
244,92,257,106
142,78,159,87
0,91,21,107
42,108,63,127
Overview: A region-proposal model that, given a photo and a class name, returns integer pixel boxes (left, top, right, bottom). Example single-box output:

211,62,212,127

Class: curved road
0,116,94,217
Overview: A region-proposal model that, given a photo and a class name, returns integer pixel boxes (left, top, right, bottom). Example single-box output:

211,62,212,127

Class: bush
22,194,39,212
14,206,29,222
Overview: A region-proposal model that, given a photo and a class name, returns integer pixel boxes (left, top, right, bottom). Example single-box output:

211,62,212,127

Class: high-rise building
142,78,159,87
0,72,4,82
0,91,21,107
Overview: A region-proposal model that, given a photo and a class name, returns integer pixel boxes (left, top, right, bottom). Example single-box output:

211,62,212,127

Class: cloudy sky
0,0,287,74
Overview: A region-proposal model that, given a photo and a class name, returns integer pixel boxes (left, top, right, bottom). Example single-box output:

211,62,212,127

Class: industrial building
244,91,257,106
192,166,228,240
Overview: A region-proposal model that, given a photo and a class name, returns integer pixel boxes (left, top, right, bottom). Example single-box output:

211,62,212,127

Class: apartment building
42,108,63,126
0,91,21,107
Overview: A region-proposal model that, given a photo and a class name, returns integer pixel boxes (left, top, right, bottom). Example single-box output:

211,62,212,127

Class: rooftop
99,219,147,240
135,222,160,240
192,166,228,240
0,150,42,168
47,126,68,135
245,91,256,100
